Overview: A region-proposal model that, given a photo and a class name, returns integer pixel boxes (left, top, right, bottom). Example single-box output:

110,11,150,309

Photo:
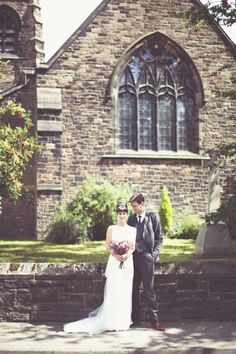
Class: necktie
138,215,142,225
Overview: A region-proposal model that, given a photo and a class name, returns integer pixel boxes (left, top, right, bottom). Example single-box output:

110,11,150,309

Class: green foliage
179,1,236,237
45,176,132,243
0,99,37,200
168,214,202,239
179,1,236,30
178,5,209,31
179,1,236,100
206,147,236,239
159,186,173,234
208,188,236,239
45,206,81,244
0,61,37,213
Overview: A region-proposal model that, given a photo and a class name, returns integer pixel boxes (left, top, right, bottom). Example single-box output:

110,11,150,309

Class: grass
0,239,236,263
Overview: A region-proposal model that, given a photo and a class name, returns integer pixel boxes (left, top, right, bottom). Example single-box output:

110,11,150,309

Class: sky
40,0,236,62
41,0,103,61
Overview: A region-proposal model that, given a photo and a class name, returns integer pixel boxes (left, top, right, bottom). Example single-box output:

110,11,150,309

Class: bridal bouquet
109,240,133,269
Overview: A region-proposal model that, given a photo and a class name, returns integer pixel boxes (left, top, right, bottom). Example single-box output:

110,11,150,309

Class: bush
45,206,81,244
45,176,132,243
68,176,132,241
159,186,172,235
167,214,202,239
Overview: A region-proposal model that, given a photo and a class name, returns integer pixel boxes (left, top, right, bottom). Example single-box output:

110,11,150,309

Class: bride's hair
116,202,128,213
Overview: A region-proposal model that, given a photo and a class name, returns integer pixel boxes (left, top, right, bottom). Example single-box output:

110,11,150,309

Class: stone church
0,0,235,240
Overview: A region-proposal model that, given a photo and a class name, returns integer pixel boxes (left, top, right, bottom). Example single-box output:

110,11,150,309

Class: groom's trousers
132,250,160,323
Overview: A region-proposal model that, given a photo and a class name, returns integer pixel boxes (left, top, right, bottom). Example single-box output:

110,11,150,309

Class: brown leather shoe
151,322,165,331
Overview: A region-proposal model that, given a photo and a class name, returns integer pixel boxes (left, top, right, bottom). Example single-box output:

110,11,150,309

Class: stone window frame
107,32,206,161
0,5,21,57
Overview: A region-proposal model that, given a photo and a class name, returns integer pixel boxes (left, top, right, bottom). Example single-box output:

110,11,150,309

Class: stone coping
0,261,236,276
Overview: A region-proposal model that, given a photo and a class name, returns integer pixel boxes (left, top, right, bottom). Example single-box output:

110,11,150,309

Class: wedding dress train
63,224,136,334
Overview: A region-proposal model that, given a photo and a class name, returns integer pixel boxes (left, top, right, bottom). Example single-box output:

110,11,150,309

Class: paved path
0,321,236,353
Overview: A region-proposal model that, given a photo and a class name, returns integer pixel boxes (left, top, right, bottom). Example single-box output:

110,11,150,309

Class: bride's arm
126,235,135,257
106,226,123,261
120,230,136,261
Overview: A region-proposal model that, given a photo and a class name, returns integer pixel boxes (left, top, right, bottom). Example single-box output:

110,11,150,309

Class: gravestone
195,222,233,256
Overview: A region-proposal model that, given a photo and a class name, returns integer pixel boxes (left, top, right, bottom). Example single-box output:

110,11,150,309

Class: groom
128,193,165,331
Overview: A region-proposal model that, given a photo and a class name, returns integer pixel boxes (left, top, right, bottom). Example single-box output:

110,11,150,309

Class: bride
63,202,136,335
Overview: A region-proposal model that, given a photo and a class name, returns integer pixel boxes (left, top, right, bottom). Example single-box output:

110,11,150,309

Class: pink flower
109,240,133,269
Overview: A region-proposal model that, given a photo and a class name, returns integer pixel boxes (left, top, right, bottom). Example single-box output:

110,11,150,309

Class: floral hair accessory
116,202,128,213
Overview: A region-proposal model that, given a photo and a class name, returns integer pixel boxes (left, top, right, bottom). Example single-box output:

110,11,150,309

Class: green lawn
0,239,236,263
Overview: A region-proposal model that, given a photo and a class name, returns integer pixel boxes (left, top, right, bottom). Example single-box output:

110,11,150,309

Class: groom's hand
115,254,128,261
153,252,160,262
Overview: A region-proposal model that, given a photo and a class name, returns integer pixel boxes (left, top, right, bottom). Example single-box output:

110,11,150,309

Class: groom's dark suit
128,211,163,324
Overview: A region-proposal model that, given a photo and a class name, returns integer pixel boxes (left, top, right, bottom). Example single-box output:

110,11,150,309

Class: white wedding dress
63,224,136,335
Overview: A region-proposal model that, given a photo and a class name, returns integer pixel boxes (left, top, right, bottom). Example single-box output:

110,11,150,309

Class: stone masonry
0,262,236,322
0,0,44,239
0,0,235,239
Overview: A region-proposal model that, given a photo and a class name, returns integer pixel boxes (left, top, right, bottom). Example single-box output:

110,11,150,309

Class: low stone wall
0,262,236,323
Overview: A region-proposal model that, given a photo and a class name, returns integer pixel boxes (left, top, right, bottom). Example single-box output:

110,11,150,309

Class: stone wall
35,0,236,238
1,0,235,239
0,0,44,240
0,262,236,322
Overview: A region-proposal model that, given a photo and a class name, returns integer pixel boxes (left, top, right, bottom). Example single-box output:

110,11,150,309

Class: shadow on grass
0,239,235,263
0,241,108,263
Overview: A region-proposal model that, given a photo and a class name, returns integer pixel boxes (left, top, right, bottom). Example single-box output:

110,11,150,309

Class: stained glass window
118,40,195,152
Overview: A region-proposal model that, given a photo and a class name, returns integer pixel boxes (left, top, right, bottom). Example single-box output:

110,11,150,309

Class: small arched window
0,5,21,55
118,35,199,153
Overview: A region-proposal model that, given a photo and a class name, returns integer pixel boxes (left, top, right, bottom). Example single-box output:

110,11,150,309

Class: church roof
38,0,236,69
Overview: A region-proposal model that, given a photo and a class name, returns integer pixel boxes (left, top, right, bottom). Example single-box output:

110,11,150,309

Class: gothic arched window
118,39,196,152
0,5,21,55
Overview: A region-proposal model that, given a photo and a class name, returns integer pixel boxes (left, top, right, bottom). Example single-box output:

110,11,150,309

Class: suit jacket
128,211,163,260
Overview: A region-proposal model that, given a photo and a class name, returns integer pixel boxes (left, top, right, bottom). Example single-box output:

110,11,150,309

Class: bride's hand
119,254,128,261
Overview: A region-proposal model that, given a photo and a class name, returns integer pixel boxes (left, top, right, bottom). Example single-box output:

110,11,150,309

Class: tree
180,1,236,30
159,186,173,235
206,140,236,238
0,61,37,213
180,1,236,99
180,1,236,237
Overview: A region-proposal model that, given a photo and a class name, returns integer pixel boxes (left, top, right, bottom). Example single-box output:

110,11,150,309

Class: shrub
168,214,202,239
159,186,172,234
45,176,132,243
68,176,132,241
45,206,81,244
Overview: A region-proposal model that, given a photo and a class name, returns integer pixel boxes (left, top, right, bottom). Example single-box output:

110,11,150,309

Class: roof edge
37,0,235,71
39,0,111,69
193,0,236,58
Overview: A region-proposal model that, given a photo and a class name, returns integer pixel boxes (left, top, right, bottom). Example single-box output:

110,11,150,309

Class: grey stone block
195,223,233,256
